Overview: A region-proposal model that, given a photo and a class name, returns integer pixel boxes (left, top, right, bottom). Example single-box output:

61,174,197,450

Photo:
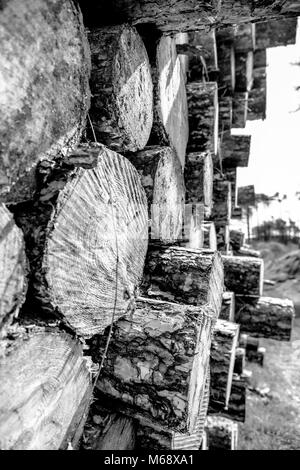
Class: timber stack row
0,0,298,451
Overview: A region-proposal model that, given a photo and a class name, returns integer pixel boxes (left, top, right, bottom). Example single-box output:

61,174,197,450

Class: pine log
238,184,255,206
215,222,230,254
233,23,255,52
218,96,233,132
220,292,235,322
148,35,188,168
230,229,245,252
175,33,189,82
89,297,216,433
236,246,261,258
255,18,298,50
235,296,294,341
235,51,253,92
211,181,232,223
210,319,240,409
221,135,251,169
232,92,248,128
126,146,185,243
88,25,153,153
184,151,213,218
216,40,235,95
188,30,218,81
11,144,148,338
181,203,204,249
223,255,264,297
0,0,91,204
0,325,92,450
209,373,246,423
205,416,238,450
234,347,246,375
142,245,224,316
0,204,27,335
202,221,217,251
187,81,219,156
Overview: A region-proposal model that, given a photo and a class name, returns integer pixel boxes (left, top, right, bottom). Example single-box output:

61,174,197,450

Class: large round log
0,325,92,450
12,144,148,338
148,36,188,168
184,152,213,218
235,296,295,341
235,51,253,92
142,245,224,317
0,204,27,335
126,146,185,242
88,25,153,153
222,255,264,297
0,0,91,203
187,82,218,157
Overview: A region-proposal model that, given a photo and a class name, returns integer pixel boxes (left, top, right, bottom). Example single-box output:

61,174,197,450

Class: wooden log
142,245,224,316
188,30,218,81
218,96,233,133
236,246,261,258
148,35,188,168
238,185,255,206
233,23,255,52
223,255,264,297
220,292,235,322
254,49,267,69
201,430,209,450
184,151,213,218
246,346,266,366
235,296,295,341
0,0,91,204
0,204,27,335
252,67,267,90
219,168,238,208
126,146,185,243
221,135,251,169
210,319,240,409
187,82,218,157
205,416,238,450
255,18,298,50
211,181,232,223
11,144,148,338
202,221,217,251
230,229,245,252
232,92,248,128
234,347,246,375
248,86,267,121
181,203,204,249
235,51,253,92
215,222,230,254
239,333,259,352
209,373,246,423
89,297,216,434
219,1,300,25
0,324,92,450
216,40,235,95
87,25,153,153
175,33,189,82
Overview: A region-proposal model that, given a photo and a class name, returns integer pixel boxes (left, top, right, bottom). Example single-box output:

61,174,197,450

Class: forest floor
238,241,300,450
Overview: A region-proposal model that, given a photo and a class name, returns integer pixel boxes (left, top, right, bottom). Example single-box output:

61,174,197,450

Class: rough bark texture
11,144,148,338
202,221,217,251
220,292,235,322
232,92,248,128
0,204,28,335
234,347,246,375
89,297,215,434
187,82,218,157
221,135,251,169
230,229,245,252
216,40,235,95
218,96,233,132
0,0,91,204
209,373,246,423
205,416,238,450
233,23,255,52
210,319,240,409
235,51,253,92
235,296,294,341
184,151,213,218
223,255,264,297
255,17,298,50
148,35,188,168
238,184,255,206
88,25,153,153
142,245,224,317
211,180,232,223
0,325,92,450
188,30,218,81
126,146,185,243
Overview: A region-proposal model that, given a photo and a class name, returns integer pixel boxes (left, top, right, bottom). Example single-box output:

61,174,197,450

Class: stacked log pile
0,0,298,452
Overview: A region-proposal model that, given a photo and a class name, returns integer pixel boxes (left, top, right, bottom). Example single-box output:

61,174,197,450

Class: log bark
252,66,267,90
88,25,153,153
202,221,217,251
239,333,259,352
0,325,92,450
218,97,233,133
238,185,255,206
210,319,240,409
142,245,224,317
215,222,230,254
90,297,215,434
216,40,235,95
232,92,248,128
126,146,185,243
220,292,235,322
211,180,232,223
205,416,238,450
209,373,246,423
235,296,294,341
234,347,246,375
11,144,148,338
0,0,91,204
248,87,267,121
233,23,256,52
255,18,298,50
221,135,251,169
222,255,264,297
188,30,218,81
254,49,267,69
187,81,219,157
184,151,213,218
0,204,27,335
230,229,245,252
235,51,254,92
148,35,189,168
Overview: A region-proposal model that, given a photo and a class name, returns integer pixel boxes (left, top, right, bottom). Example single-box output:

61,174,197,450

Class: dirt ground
238,241,300,450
